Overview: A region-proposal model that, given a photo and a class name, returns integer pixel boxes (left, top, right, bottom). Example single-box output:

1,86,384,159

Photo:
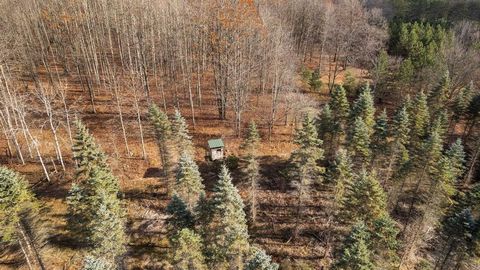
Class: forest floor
0,55,368,269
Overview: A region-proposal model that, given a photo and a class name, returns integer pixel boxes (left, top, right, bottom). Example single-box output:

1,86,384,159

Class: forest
0,0,480,269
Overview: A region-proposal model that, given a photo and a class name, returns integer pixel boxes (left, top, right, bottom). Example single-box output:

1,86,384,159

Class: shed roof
208,138,224,149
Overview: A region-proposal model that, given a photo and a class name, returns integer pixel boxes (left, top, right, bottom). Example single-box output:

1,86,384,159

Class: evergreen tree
290,115,325,232
348,117,372,165
194,192,212,241
172,109,194,156
245,247,279,270
206,165,250,268
174,153,204,209
149,104,173,182
330,85,350,130
370,215,399,265
372,49,389,90
446,139,466,179
241,121,261,224
333,222,374,270
397,58,414,88
330,149,355,207
372,109,389,158
166,194,195,239
428,70,451,114
385,103,411,181
350,84,375,136
341,170,387,225
317,104,334,143
72,120,104,181
452,83,473,124
171,228,207,270
81,255,113,270
66,122,126,262
0,167,46,269
309,69,322,92
410,91,430,144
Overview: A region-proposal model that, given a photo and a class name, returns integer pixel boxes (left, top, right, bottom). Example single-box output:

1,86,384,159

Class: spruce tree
206,165,250,268
350,85,376,136
166,194,195,240
428,70,451,114
372,109,389,157
330,85,350,131
452,83,473,124
385,103,410,181
348,117,372,165
174,153,204,209
317,104,334,143
333,222,374,270
66,122,126,262
171,228,207,270
72,120,104,181
410,91,430,145
242,121,261,224
245,247,279,270
148,104,173,181
290,115,325,232
330,149,355,207
81,255,113,270
370,215,399,266
341,170,387,225
172,109,194,156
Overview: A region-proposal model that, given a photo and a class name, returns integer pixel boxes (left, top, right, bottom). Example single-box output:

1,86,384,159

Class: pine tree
149,104,173,181
397,58,414,87
385,103,410,182
333,222,374,270
172,109,194,156
370,215,399,265
194,192,212,241
166,194,195,240
174,153,204,209
206,165,250,268
373,49,389,90
428,70,451,114
330,85,350,129
348,117,372,165
410,91,430,144
171,228,207,270
290,115,325,232
317,104,334,143
372,109,389,157
452,83,473,124
341,170,387,225
245,247,279,270
81,255,113,270
350,85,376,136
242,121,261,224
66,122,126,262
446,139,466,179
72,120,104,181
330,149,355,208
0,167,46,269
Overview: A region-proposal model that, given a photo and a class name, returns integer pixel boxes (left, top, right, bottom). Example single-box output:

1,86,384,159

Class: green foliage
371,215,400,261
166,194,195,239
330,149,354,206
341,170,387,225
175,153,204,208
350,85,376,136
372,109,389,156
391,103,411,165
316,104,334,142
301,67,313,83
372,50,389,89
225,155,240,171
171,228,207,270
333,222,374,270
410,91,430,141
242,121,261,156
343,72,358,97
245,246,279,270
397,58,414,86
330,85,351,135
81,255,113,270
149,104,173,178
291,115,325,218
348,117,372,164
0,167,37,243
428,71,451,114
172,109,194,156
309,69,322,92
66,121,126,261
206,165,250,268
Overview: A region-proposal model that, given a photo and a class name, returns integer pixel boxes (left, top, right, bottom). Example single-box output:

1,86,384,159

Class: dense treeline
1,0,480,269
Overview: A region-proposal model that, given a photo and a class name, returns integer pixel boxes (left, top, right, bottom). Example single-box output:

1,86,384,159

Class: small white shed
208,138,225,161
